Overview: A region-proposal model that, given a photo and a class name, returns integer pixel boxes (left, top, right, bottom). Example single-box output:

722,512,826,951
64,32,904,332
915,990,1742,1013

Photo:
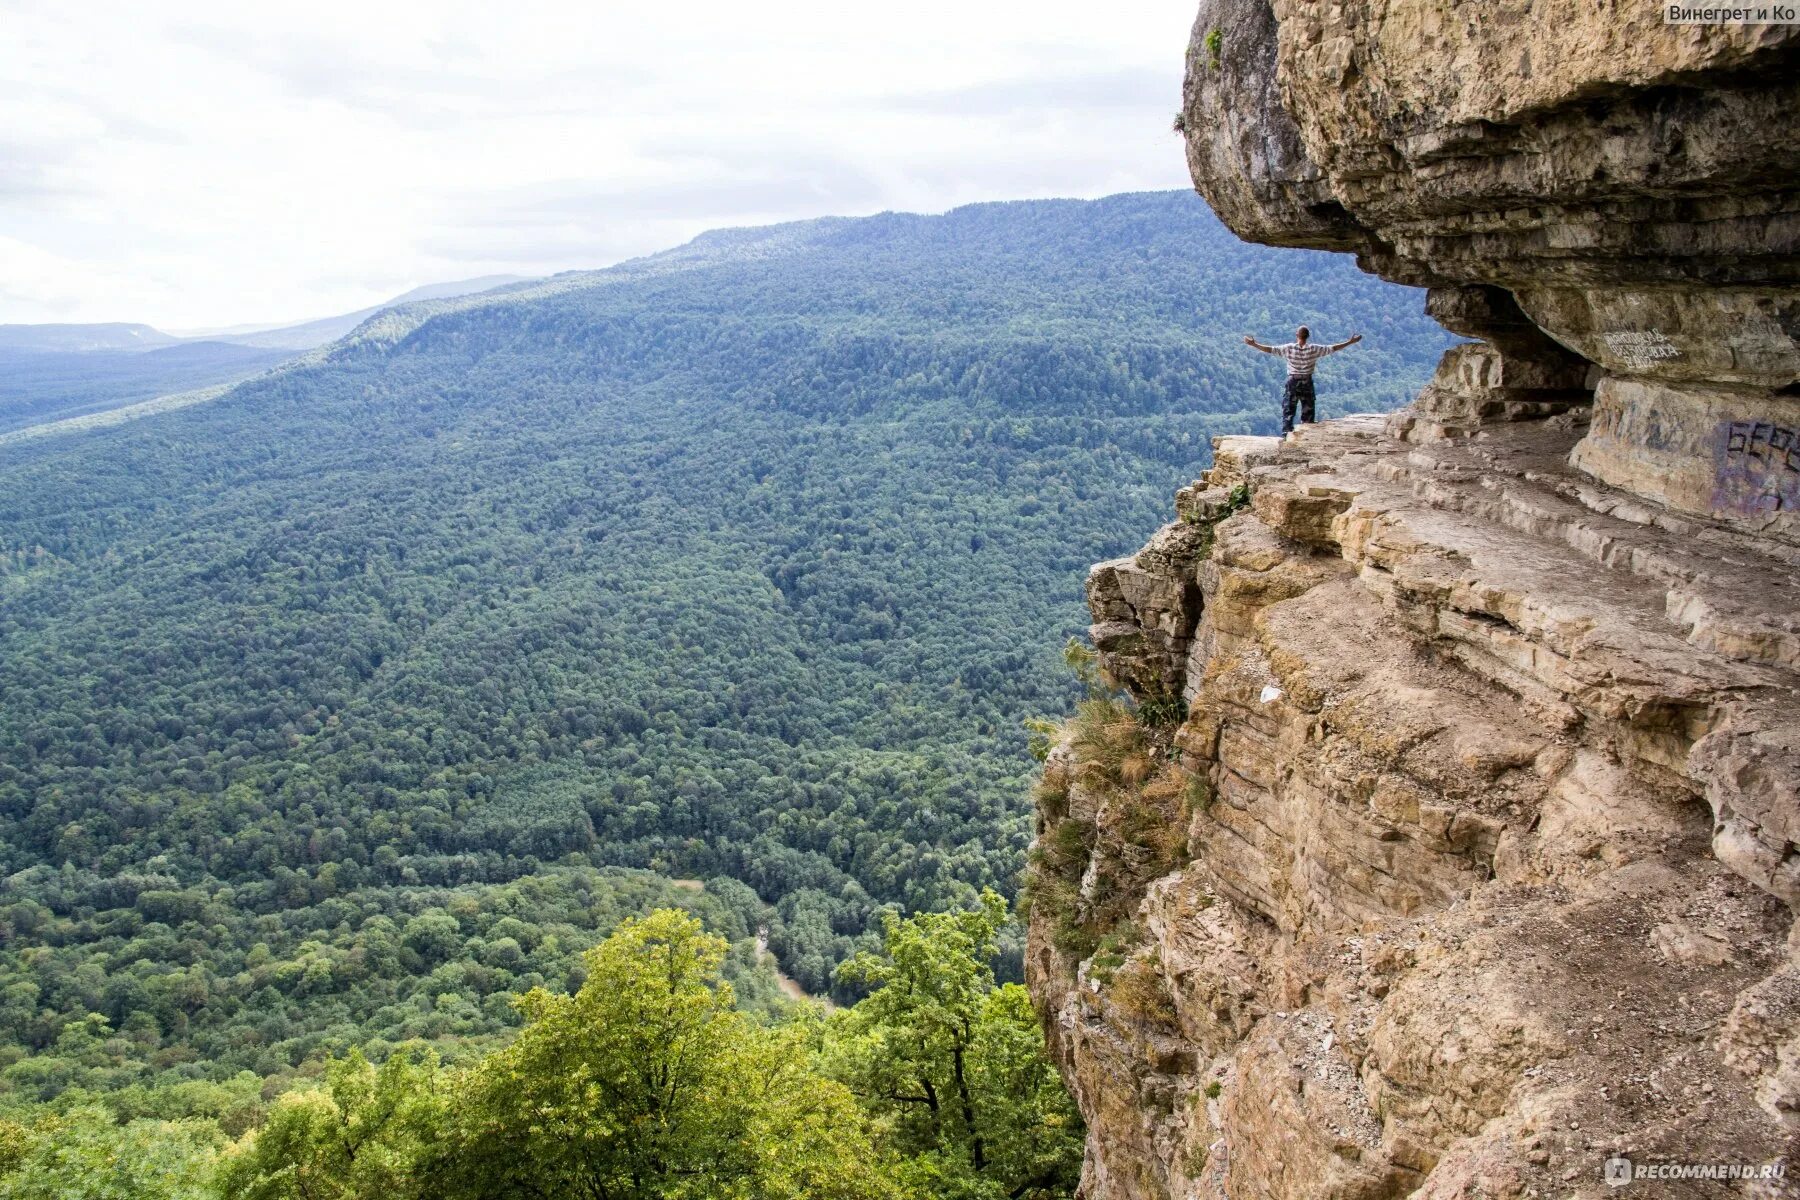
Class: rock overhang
1180,0,1800,537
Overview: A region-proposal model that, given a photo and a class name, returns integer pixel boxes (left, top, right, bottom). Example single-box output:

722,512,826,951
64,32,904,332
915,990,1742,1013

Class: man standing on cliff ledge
1243,325,1362,434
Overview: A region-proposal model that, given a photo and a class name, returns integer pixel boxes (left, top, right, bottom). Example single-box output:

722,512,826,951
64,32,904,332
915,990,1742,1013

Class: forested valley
0,190,1448,1195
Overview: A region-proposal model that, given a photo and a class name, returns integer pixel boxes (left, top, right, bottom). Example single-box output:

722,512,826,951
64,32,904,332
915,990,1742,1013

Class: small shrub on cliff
1205,27,1222,68
1030,752,1072,822
1129,765,1200,862
1066,698,1148,792
1051,916,1100,961
1025,639,1204,966
1083,923,1140,986
1136,690,1188,728
1108,955,1179,1031
1062,637,1107,690
1024,715,1063,763
1185,481,1251,560
1041,818,1095,875
1024,817,1098,958
1182,771,1213,821
1027,845,1101,960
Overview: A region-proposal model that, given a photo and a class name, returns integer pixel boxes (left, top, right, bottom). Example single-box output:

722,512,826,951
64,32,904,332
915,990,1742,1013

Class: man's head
1296,325,1310,344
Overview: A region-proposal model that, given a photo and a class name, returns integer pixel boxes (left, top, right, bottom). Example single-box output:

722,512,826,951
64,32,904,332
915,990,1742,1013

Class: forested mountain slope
0,190,1450,1100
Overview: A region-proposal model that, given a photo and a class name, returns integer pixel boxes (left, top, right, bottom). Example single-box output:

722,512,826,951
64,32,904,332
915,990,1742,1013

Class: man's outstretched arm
1243,335,1275,353
1330,333,1364,351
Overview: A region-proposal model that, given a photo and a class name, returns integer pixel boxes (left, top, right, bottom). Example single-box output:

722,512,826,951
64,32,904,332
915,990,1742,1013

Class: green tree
215,1048,445,1200
431,908,898,1200
827,893,1083,1199
0,1106,221,1200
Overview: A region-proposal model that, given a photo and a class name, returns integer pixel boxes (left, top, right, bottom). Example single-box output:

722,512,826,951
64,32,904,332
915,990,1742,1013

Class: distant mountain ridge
0,322,179,353
191,274,537,350
0,275,537,435
0,275,535,356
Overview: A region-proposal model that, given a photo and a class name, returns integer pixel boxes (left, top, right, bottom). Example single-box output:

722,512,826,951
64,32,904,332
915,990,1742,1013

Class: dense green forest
0,191,1450,1119
0,899,1082,1199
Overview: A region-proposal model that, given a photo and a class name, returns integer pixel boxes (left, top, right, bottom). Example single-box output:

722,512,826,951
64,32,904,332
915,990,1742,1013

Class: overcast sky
1,1,1197,331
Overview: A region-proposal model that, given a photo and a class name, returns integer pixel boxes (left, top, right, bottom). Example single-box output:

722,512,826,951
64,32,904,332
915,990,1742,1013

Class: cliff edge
1027,5,1800,1197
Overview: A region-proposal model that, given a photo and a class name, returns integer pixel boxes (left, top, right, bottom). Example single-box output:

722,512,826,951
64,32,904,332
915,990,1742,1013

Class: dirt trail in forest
670,878,828,1006
757,925,831,1006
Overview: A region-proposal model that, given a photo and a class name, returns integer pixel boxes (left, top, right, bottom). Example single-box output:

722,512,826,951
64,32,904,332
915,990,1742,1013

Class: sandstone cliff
1027,5,1800,1197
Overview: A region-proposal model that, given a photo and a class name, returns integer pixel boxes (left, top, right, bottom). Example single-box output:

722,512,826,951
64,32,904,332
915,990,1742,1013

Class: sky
1,1,1198,331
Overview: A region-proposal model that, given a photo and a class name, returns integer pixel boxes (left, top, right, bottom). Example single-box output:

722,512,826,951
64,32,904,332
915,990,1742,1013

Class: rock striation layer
1030,5,1800,1197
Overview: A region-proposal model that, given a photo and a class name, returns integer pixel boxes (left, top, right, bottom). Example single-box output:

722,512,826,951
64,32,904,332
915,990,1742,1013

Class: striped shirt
1276,341,1335,377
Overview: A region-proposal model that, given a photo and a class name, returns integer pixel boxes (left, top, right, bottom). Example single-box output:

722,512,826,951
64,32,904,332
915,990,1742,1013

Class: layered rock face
1028,6,1800,1197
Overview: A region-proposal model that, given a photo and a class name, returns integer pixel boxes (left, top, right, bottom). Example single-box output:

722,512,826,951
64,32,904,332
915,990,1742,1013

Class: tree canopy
827,893,1083,1199
0,899,1076,1198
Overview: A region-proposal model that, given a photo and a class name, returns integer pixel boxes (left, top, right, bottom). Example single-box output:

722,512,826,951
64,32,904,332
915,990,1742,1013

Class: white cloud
0,0,1196,328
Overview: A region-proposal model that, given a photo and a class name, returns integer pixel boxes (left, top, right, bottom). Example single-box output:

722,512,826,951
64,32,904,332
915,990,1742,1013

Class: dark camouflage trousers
1282,375,1316,433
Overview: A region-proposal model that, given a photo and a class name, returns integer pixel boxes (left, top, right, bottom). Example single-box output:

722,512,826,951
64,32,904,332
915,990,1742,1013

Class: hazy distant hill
200,274,536,349
0,275,536,434
0,341,293,435
0,322,178,353
0,191,1451,1098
